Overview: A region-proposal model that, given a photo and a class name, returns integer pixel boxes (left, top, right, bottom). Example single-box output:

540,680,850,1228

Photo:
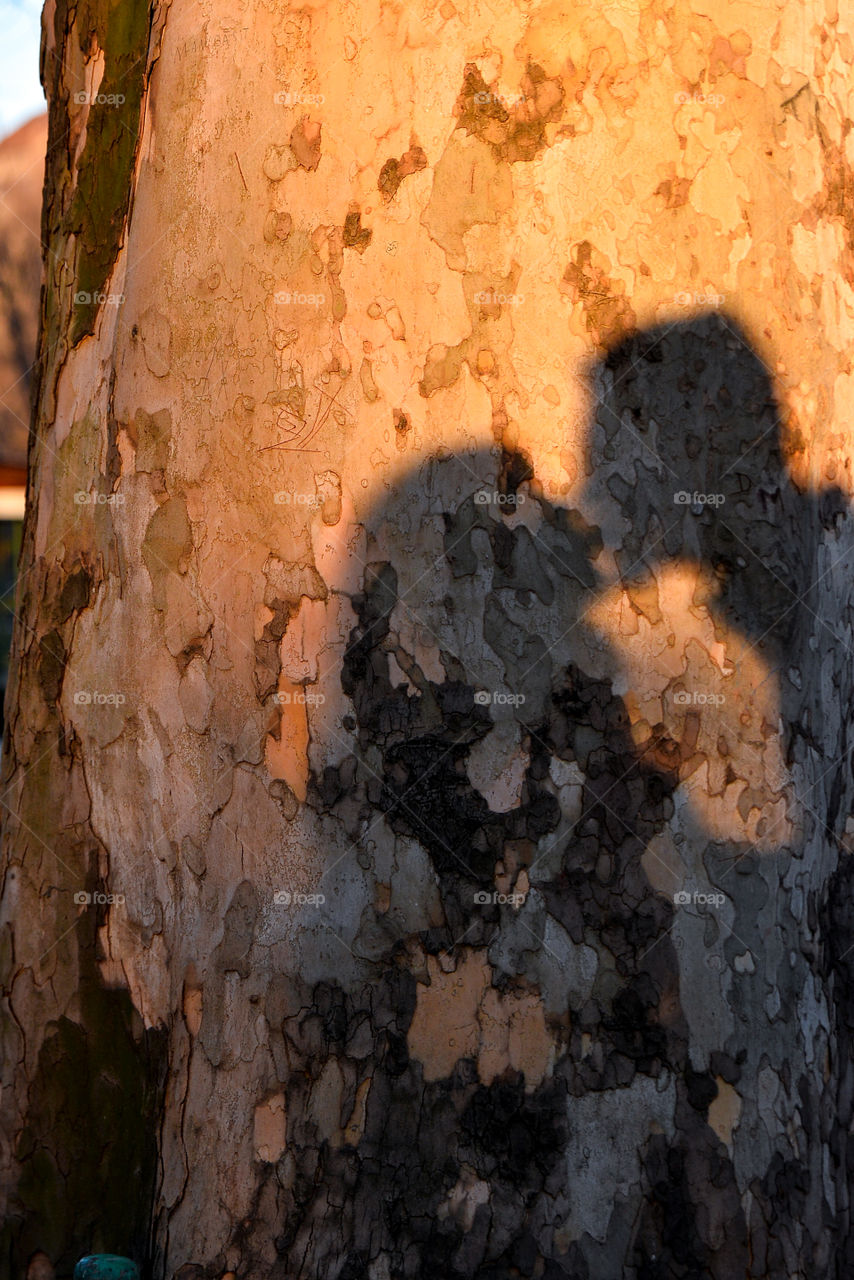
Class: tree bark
3,2,854,1278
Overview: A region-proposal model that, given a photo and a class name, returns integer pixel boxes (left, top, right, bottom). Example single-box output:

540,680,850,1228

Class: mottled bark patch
454,63,565,164
378,145,428,201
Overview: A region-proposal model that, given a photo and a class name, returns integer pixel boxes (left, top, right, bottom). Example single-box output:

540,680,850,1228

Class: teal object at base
74,1257,140,1280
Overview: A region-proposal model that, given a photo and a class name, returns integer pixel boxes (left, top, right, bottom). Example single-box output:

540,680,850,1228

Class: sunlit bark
3,2,854,1278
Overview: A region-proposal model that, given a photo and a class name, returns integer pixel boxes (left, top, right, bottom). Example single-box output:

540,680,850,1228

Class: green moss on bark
41,0,151,351
4,974,167,1279
66,0,151,345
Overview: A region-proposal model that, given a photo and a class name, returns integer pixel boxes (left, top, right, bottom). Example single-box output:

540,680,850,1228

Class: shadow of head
329,312,851,889
349,311,839,721
584,310,845,662
276,315,851,1280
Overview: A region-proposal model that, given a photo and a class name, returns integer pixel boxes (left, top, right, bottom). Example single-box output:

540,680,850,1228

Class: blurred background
0,0,46,737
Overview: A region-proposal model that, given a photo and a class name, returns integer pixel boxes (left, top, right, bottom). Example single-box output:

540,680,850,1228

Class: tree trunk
3,2,854,1277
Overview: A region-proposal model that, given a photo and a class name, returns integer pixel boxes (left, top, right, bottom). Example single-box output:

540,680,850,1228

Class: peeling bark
3,2,854,1278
